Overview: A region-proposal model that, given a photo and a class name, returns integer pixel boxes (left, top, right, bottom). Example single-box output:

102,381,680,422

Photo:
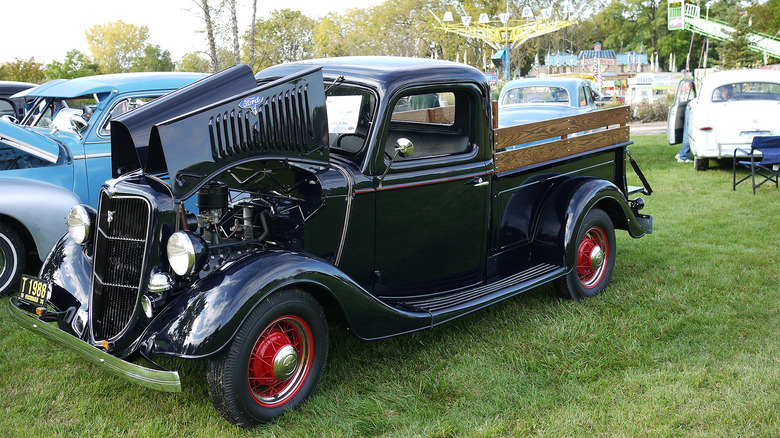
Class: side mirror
70,114,89,132
378,138,414,188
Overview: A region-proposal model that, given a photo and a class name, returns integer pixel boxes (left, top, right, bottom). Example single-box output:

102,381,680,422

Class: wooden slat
494,126,630,174
494,105,630,151
391,106,455,124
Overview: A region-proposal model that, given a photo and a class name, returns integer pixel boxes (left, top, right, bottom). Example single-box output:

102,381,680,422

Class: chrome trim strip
0,135,59,163
72,153,112,160
9,298,181,392
331,163,354,266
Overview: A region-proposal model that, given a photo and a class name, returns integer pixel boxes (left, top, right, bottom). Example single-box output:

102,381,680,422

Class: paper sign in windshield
326,95,363,134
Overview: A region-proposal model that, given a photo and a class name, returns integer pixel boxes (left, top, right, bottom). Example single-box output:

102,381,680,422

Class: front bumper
9,297,181,392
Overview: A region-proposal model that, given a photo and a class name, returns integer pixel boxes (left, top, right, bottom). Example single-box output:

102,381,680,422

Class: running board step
384,263,563,314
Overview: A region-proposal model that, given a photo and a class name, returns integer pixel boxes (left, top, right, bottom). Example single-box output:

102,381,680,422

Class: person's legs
677,104,692,162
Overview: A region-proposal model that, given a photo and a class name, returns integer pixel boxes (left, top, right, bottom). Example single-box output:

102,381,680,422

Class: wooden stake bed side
492,105,631,174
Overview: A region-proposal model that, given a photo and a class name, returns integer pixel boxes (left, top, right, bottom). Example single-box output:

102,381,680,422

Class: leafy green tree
45,50,99,80
86,21,150,73
0,58,46,83
718,12,762,69
243,9,315,71
131,45,175,72
177,52,211,72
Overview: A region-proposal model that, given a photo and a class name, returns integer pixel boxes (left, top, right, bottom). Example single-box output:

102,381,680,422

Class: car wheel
694,156,709,171
554,208,616,299
0,223,26,296
207,288,328,427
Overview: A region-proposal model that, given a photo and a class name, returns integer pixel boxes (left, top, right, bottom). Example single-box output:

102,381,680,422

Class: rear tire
207,288,328,427
554,208,616,300
694,156,709,171
0,223,25,296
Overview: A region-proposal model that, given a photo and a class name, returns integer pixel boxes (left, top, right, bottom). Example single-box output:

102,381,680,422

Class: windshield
502,86,570,105
23,94,101,131
326,85,376,154
710,82,780,102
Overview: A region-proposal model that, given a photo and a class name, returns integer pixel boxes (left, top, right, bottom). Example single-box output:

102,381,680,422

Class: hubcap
247,315,313,408
576,226,609,289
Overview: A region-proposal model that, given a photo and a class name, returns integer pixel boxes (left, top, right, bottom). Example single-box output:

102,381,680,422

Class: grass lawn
1,134,777,437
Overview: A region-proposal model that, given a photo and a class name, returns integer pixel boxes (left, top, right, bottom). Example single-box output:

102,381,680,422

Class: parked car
0,72,207,295
11,58,652,427
0,80,36,121
497,77,598,129
668,69,780,170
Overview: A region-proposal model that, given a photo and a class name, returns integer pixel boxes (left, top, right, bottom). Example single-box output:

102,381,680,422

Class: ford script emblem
239,95,264,114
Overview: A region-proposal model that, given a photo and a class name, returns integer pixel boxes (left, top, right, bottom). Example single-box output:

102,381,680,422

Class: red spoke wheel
207,288,328,427
554,208,616,299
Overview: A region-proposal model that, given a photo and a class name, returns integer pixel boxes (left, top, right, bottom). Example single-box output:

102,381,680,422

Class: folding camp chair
733,136,780,194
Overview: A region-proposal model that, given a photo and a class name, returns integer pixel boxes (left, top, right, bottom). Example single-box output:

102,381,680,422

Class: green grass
1,135,778,437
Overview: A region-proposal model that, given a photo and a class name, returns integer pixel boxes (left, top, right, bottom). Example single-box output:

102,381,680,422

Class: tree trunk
229,0,240,66
250,0,257,71
197,0,219,73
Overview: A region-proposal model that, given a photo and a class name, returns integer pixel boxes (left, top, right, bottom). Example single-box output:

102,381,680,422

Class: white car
668,69,780,170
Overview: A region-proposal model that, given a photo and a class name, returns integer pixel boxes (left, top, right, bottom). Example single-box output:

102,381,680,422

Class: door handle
466,177,489,187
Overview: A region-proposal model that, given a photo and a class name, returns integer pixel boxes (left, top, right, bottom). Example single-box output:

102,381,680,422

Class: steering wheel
336,133,366,150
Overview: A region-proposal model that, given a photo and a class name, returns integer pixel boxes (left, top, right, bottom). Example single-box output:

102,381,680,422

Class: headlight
67,205,95,245
166,231,207,276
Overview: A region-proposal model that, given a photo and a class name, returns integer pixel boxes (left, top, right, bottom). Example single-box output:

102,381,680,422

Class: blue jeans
678,104,691,160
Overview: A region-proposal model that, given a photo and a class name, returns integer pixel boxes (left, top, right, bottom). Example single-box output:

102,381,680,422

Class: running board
383,263,565,319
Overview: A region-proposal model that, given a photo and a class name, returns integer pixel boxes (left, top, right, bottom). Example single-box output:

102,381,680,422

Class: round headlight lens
67,205,93,244
166,231,206,276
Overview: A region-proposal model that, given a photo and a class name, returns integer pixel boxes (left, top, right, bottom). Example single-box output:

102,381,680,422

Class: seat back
752,136,780,165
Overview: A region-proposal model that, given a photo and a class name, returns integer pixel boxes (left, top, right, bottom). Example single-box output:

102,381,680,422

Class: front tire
0,223,25,296
554,208,616,299
207,288,328,427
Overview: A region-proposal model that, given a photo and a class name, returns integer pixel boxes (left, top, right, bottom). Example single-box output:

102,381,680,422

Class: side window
0,138,57,169
0,99,16,118
386,89,472,160
99,96,159,136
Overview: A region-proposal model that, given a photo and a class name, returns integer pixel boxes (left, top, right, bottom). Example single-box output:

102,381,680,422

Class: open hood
0,118,64,164
111,64,329,201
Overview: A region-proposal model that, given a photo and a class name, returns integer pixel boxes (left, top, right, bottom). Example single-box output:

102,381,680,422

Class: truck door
372,86,491,297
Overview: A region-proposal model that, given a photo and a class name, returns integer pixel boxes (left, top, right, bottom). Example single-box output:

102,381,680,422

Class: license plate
18,275,49,307
740,131,769,141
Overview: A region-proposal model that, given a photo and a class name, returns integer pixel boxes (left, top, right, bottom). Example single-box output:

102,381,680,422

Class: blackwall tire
694,156,709,171
554,208,616,300
207,288,328,427
0,223,25,296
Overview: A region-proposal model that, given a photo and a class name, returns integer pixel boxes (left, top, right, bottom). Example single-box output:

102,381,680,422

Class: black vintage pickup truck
10,57,652,427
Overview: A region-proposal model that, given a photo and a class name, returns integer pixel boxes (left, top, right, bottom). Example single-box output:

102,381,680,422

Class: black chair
733,136,780,194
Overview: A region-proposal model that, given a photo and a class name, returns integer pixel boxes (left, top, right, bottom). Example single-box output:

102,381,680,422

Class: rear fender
532,178,645,268
141,250,431,359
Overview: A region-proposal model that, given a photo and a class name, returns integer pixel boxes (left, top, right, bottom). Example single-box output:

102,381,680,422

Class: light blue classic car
497,77,598,128
0,72,206,295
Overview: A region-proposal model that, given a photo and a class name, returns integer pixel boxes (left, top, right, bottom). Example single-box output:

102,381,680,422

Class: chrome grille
91,192,151,340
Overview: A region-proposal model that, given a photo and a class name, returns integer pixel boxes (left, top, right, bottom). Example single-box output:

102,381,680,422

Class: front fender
533,177,645,268
0,178,81,261
141,250,431,359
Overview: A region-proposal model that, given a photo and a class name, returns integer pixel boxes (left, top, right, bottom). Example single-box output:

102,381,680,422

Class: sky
1,0,385,65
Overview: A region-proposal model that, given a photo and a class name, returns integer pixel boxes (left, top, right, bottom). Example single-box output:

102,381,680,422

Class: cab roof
19,72,208,99
256,56,490,97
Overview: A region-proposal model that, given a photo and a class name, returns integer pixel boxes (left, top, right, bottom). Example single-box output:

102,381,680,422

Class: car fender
140,250,432,359
0,178,82,261
532,177,645,269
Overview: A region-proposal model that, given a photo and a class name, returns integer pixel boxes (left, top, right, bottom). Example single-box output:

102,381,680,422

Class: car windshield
23,94,101,131
502,86,570,105
711,82,780,102
326,86,376,154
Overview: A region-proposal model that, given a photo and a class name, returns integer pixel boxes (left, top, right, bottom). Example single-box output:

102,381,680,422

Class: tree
249,0,258,71
193,0,220,72
227,0,240,65
718,13,762,69
131,45,175,72
86,21,150,73
244,9,315,71
0,58,46,83
177,52,211,72
45,50,99,80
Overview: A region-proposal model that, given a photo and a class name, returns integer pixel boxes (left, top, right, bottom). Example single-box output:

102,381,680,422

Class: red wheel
207,288,328,427
246,315,313,408
554,208,615,299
